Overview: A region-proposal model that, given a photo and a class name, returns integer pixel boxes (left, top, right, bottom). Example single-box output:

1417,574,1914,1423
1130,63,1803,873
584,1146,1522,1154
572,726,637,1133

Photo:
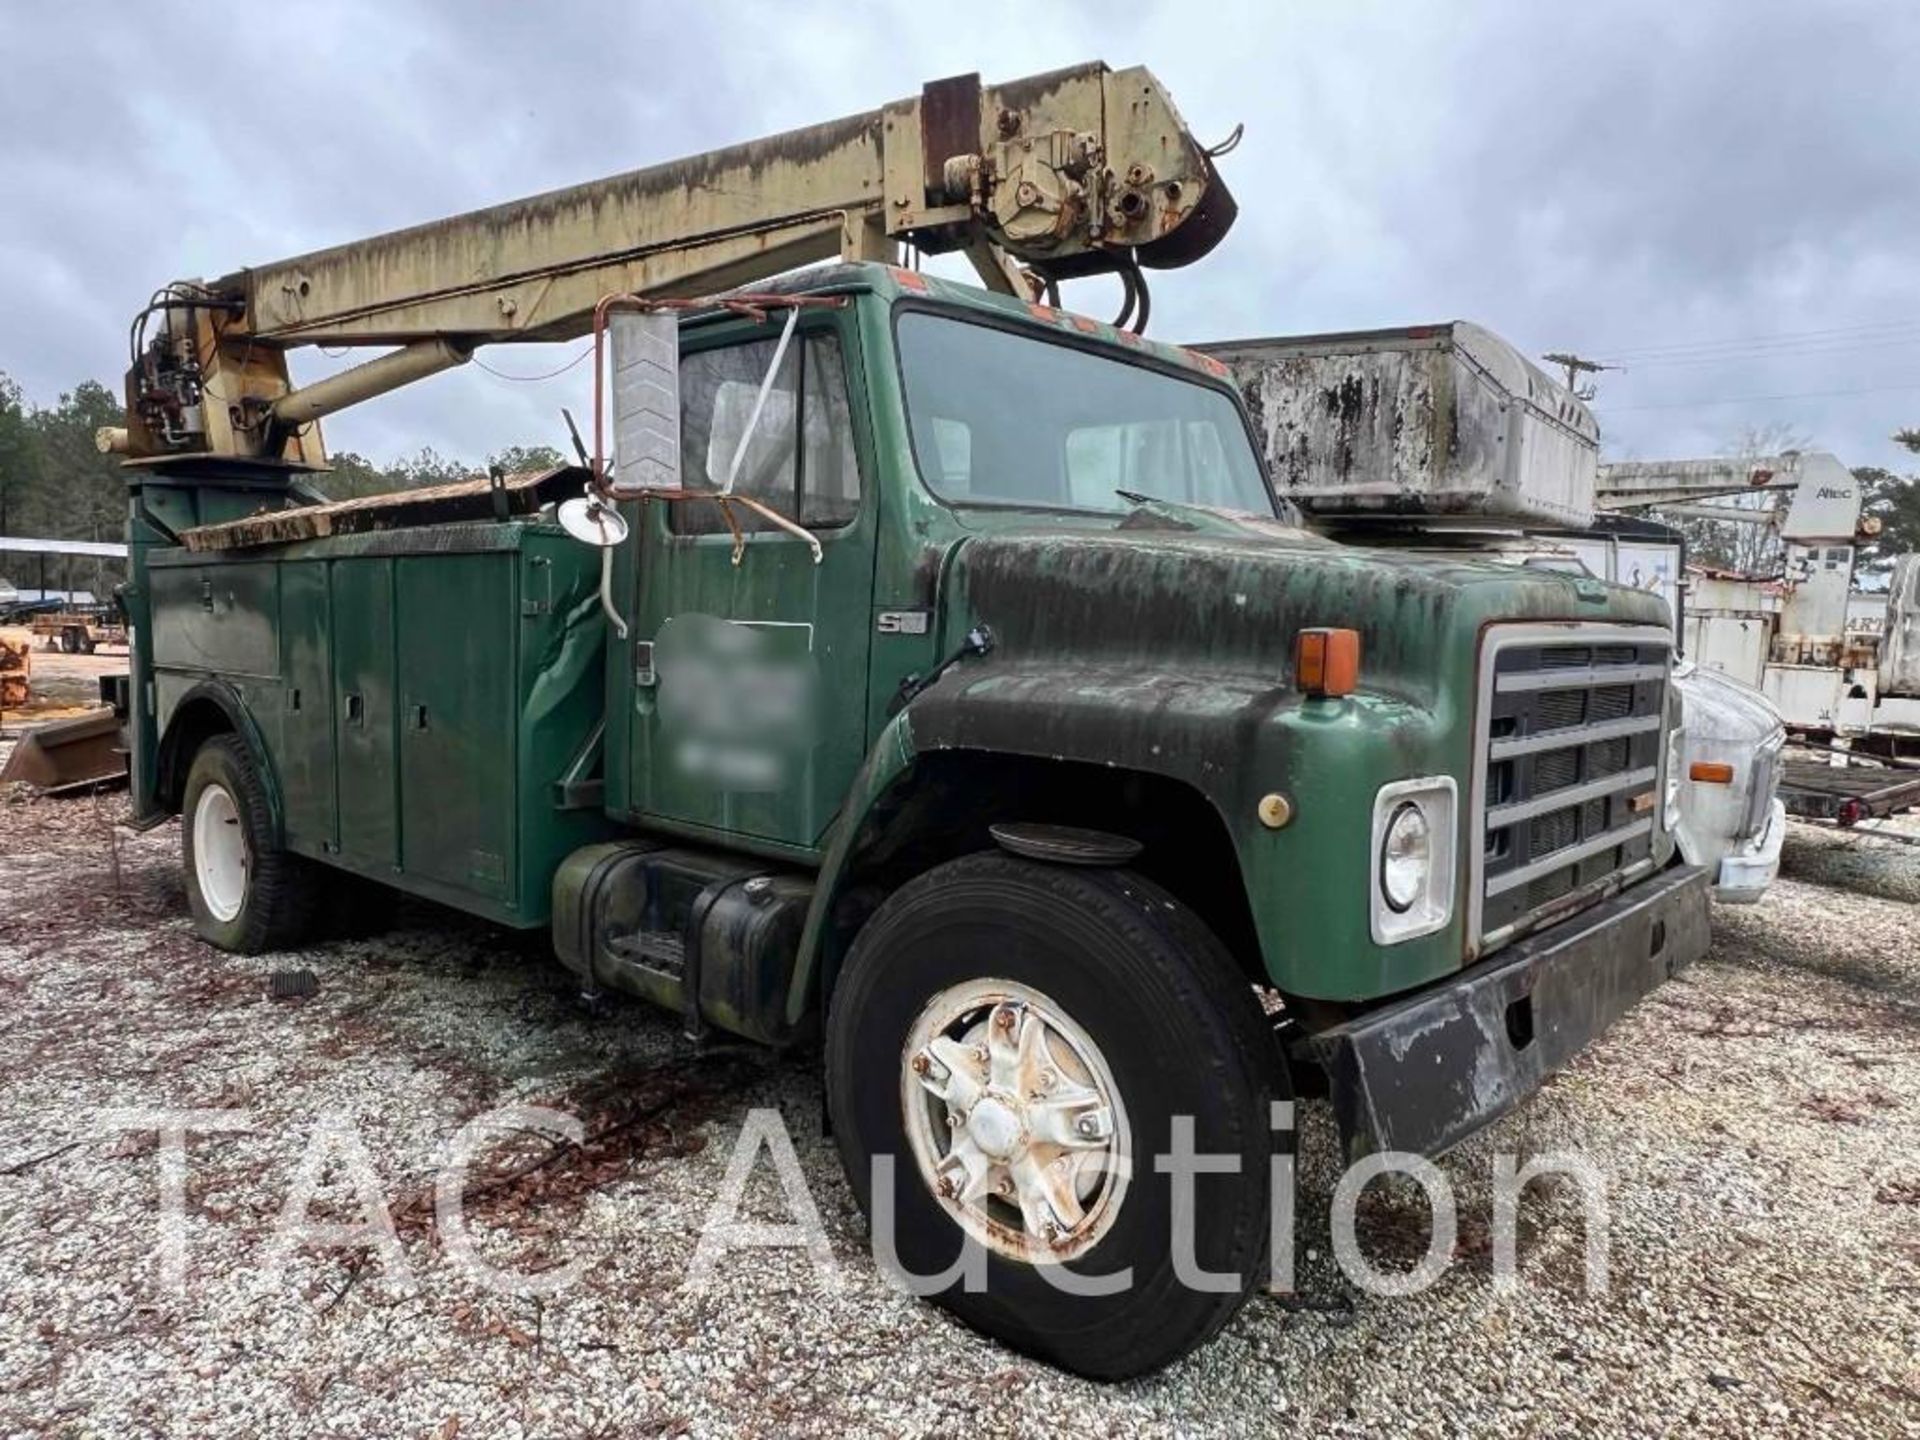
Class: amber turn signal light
1689,761,1735,784
1295,628,1360,698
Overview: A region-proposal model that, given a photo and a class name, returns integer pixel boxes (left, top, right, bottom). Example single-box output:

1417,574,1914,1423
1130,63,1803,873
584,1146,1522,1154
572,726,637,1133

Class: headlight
1370,777,1457,944
1380,803,1431,912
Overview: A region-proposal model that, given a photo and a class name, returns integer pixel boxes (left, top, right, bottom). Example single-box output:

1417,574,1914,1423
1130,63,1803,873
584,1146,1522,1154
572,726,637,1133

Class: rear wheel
826,852,1280,1380
181,735,318,952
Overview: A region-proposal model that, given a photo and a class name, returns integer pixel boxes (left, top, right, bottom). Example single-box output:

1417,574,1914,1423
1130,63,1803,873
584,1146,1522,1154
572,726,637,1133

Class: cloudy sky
4,0,1917,473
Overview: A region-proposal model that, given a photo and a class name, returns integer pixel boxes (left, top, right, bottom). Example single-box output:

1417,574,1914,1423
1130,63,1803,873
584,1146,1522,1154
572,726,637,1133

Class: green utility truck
106,66,1708,1378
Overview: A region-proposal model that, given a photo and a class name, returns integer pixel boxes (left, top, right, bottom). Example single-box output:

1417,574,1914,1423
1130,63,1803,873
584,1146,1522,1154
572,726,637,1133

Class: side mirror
609,310,681,495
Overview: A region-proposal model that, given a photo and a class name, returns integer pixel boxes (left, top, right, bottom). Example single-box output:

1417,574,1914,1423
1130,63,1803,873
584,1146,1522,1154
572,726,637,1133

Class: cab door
626,313,875,850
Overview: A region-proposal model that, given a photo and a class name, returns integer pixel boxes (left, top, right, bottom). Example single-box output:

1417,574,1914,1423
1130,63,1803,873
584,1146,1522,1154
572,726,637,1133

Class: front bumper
1713,798,1785,904
1294,864,1711,1161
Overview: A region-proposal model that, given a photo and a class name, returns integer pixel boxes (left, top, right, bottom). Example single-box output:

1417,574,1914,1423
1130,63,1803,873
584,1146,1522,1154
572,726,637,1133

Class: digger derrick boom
117,62,1236,462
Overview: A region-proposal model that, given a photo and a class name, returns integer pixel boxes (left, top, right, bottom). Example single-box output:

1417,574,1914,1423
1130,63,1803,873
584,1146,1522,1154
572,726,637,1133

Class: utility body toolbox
146,517,614,924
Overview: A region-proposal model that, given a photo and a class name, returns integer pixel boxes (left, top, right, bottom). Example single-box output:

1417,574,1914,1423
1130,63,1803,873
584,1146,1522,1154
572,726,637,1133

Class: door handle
344,692,365,727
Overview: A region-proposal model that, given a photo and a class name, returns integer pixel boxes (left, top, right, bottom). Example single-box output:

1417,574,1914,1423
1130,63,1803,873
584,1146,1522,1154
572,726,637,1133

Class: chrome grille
1475,628,1671,948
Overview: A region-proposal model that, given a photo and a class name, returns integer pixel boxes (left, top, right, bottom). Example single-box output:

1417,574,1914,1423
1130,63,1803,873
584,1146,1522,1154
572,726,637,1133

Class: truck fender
156,679,288,844
783,708,918,1029
782,683,1263,1027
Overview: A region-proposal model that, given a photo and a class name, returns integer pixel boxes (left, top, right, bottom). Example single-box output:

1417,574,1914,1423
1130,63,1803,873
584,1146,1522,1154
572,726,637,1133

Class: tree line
1851,457,1920,577
0,369,563,597
1867,428,1920,571
5,365,1920,589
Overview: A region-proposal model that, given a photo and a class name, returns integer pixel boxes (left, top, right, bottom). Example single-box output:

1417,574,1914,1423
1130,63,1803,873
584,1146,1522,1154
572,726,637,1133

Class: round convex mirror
556,495,630,548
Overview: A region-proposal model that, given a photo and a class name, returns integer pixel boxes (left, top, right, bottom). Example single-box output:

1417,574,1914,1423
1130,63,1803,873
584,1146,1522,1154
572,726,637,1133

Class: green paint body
125,264,1673,1040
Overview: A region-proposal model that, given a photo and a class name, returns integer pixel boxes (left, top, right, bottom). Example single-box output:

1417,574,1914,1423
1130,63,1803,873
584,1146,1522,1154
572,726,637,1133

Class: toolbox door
329,558,399,872
396,552,517,901
277,561,337,852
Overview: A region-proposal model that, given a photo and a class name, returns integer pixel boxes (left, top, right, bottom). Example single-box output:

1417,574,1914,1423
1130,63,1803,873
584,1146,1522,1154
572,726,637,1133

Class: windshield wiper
1115,489,1261,522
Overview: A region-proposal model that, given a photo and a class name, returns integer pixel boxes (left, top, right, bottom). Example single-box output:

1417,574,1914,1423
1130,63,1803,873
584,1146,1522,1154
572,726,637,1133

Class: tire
825,852,1281,1380
181,735,319,953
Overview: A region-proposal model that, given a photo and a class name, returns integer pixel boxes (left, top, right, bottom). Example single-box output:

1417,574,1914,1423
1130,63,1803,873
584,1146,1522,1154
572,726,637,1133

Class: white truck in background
1595,451,1920,744
1200,321,1787,902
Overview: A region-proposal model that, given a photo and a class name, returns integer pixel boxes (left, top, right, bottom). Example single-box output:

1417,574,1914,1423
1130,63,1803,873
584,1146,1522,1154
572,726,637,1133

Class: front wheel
826,852,1281,1380
181,735,318,953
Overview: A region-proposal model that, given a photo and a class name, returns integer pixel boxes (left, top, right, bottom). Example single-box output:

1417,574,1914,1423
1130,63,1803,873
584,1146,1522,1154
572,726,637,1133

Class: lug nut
911,1054,929,1075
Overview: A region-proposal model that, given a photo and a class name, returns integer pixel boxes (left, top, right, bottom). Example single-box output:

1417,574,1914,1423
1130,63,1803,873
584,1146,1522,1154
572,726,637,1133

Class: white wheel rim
192,783,249,923
902,978,1131,1265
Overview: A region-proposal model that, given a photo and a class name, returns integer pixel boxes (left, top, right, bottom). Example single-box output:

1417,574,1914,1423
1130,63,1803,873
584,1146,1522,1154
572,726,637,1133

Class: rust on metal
177,467,583,553
120,61,1238,463
919,72,983,199
0,707,124,793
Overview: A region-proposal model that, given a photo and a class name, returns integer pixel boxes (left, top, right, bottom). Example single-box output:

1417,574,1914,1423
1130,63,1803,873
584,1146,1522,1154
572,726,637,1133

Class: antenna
561,407,591,467
1542,351,1620,402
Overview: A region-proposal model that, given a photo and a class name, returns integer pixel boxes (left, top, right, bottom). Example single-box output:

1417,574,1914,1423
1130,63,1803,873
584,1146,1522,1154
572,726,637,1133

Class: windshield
896,310,1276,516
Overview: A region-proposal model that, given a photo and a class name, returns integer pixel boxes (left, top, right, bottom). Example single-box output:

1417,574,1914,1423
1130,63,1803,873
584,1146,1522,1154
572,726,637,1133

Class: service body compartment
149,560,282,678
277,562,337,846
146,520,615,925
397,551,518,898
330,557,399,870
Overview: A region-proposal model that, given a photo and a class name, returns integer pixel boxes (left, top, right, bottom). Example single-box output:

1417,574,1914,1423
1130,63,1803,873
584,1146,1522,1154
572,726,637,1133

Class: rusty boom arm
109,63,1236,463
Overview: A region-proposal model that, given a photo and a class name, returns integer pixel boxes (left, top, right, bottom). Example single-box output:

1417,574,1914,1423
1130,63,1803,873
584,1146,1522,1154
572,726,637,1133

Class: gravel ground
1,766,1917,1437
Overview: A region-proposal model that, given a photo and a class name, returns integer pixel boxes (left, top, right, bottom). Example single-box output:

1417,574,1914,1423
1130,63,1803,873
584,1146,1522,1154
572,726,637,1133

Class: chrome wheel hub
902,979,1129,1264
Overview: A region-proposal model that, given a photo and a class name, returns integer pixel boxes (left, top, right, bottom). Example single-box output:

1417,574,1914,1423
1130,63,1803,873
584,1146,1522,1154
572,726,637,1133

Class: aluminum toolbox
1201,321,1600,528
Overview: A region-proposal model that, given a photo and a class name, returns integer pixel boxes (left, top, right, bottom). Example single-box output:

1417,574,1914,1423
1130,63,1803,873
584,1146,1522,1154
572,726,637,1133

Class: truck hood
1674,660,1785,745
949,521,1673,706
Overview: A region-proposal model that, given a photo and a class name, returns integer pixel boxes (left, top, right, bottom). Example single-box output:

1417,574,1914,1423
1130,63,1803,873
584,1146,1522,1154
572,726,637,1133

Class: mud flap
1293,865,1712,1162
